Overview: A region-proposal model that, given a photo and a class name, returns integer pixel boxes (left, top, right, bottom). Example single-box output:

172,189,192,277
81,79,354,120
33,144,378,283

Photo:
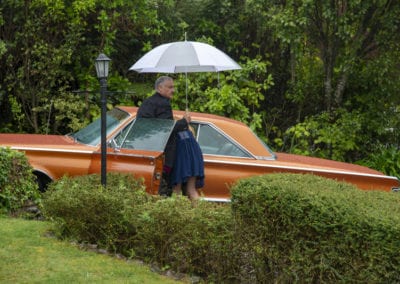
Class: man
137,76,190,196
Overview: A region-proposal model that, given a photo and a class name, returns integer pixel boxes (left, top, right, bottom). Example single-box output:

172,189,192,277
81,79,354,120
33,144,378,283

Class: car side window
194,124,250,157
114,118,175,151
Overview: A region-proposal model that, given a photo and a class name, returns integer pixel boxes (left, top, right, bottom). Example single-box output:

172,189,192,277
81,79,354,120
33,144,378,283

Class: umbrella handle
184,107,191,123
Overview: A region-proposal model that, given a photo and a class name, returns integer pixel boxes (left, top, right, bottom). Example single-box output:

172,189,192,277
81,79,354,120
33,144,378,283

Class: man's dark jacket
136,92,187,168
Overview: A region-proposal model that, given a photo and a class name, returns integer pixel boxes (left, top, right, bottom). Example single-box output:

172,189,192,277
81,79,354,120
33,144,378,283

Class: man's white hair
155,76,173,90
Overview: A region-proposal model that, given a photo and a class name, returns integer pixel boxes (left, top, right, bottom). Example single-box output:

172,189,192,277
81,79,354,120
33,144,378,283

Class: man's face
157,79,174,100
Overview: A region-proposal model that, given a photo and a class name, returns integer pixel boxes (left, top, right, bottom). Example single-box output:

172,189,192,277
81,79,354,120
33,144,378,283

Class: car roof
118,106,274,159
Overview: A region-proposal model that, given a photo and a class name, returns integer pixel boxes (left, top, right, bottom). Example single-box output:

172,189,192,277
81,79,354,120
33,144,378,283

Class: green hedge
41,172,400,282
0,147,40,214
41,173,236,282
131,196,235,278
41,173,151,251
230,173,400,282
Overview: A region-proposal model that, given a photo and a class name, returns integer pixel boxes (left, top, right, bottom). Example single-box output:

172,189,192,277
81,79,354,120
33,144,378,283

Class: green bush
42,172,400,282
231,173,400,283
0,147,40,214
41,172,151,251
357,145,400,179
41,173,238,281
133,197,236,279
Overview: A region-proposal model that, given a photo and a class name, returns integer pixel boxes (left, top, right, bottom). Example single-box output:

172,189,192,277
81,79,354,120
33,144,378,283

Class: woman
171,120,205,200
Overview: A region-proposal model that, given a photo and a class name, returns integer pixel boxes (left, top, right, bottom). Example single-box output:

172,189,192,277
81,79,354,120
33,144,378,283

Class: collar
155,92,169,101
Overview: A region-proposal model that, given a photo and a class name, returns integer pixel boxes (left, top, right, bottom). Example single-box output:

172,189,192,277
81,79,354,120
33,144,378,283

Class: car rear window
196,124,251,157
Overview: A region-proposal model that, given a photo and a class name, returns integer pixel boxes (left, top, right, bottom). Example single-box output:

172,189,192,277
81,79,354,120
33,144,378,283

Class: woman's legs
186,177,199,200
173,177,199,200
173,183,182,195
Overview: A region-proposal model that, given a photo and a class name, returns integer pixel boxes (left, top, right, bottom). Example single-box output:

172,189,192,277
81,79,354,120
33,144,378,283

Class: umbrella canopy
129,40,241,110
129,41,241,73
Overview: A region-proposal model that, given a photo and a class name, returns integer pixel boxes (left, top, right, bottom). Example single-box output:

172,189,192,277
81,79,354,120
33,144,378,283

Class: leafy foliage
42,172,400,282
0,148,40,214
0,0,399,166
133,197,235,278
41,173,149,250
231,173,400,283
357,145,400,179
41,173,236,281
279,109,363,161
171,55,272,136
268,0,400,110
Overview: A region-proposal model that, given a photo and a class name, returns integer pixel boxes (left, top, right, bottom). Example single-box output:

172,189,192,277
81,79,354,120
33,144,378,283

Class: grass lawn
0,216,183,283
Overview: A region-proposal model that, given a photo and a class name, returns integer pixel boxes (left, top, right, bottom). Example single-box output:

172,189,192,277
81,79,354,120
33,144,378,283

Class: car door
105,118,176,194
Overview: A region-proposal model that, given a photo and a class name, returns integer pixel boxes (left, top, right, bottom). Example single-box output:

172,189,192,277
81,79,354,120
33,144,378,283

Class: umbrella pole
185,32,189,112
185,71,188,111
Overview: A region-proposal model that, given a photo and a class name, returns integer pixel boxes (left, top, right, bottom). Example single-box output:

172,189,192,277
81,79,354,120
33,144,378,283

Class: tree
269,0,400,111
0,0,164,133
0,0,91,133
0,0,399,170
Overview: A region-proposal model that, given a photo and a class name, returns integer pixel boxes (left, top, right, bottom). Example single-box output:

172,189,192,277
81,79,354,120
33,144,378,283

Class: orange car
1,106,399,201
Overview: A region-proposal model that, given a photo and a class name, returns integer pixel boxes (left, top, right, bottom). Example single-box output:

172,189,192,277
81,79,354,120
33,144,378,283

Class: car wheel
34,172,52,192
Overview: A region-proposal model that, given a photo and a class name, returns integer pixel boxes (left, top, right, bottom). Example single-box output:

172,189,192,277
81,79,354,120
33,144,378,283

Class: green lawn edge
0,216,183,283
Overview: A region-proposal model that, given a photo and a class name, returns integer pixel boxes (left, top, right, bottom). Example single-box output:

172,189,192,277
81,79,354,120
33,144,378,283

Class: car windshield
113,118,176,151
70,108,129,146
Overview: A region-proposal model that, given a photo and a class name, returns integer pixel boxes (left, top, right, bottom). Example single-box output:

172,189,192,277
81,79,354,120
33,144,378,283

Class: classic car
0,106,399,202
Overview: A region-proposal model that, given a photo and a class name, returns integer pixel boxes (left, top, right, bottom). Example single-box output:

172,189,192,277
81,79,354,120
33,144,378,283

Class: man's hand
183,109,191,123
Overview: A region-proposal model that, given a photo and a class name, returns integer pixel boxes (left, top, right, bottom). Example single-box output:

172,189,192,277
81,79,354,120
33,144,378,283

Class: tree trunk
334,71,348,107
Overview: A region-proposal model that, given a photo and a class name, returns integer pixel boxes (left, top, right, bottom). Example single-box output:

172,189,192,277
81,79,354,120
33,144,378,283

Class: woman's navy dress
171,130,205,188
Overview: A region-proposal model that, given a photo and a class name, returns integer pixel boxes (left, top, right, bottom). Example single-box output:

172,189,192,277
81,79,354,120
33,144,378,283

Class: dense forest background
1,0,399,175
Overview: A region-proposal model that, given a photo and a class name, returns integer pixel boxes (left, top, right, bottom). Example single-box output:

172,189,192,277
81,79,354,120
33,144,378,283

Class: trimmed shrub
0,147,40,214
41,172,238,281
41,172,151,252
132,197,236,280
42,172,400,282
230,173,400,283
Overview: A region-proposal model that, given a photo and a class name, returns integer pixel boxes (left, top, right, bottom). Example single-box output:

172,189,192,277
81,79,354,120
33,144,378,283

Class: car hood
0,133,164,157
275,152,384,176
0,133,92,151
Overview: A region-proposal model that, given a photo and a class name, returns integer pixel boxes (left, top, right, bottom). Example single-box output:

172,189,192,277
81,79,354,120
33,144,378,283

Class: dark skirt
171,130,205,188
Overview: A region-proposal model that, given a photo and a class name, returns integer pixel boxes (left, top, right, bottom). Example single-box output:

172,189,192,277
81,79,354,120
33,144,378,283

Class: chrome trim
203,158,399,180
255,155,276,161
10,146,94,154
202,197,230,203
112,118,135,148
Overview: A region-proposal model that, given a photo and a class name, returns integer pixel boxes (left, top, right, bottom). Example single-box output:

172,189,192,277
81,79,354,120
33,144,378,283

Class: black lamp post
95,53,111,186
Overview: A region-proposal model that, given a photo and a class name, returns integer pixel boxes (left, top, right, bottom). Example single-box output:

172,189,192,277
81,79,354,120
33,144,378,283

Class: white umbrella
129,40,241,108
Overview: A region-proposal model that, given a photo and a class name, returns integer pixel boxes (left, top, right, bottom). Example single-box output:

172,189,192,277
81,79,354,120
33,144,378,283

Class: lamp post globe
95,53,111,79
